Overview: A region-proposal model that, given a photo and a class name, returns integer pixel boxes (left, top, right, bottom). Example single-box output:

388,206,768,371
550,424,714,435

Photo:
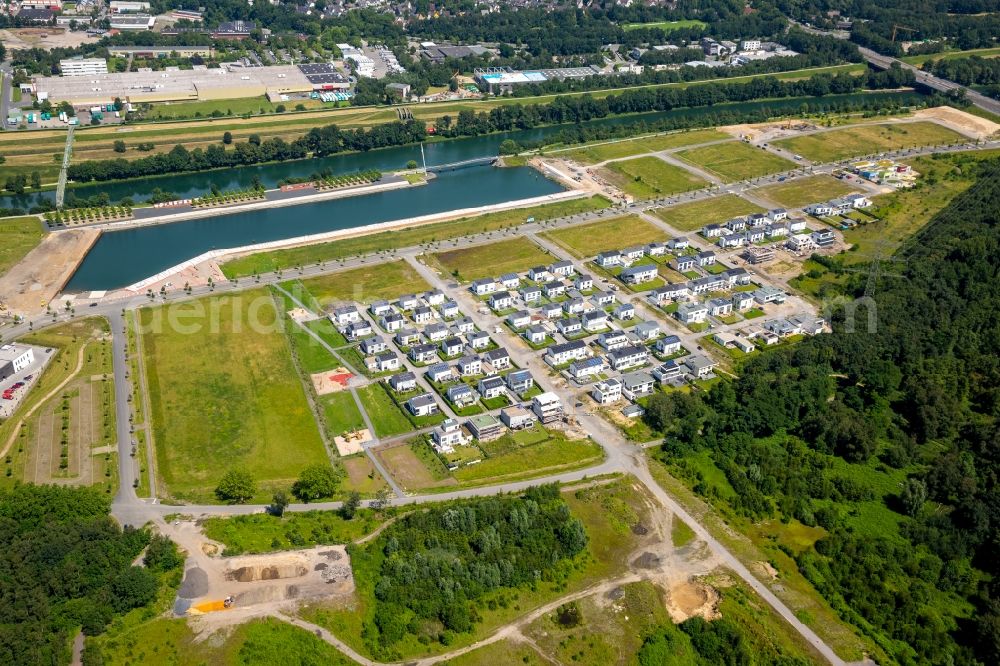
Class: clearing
541,215,667,257
220,196,611,279
755,175,860,208
299,260,429,306
675,142,794,182
429,237,552,282
140,290,328,502
598,156,707,199
622,19,707,31
773,121,966,162
560,129,730,164
653,194,765,231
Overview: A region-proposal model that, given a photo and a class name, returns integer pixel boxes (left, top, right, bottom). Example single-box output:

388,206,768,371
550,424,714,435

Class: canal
3,90,926,210
64,164,564,292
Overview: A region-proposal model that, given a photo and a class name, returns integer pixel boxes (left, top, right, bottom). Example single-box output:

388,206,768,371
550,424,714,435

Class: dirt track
0,228,99,317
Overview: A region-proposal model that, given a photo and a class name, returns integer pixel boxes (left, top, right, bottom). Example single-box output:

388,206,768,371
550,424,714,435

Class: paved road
4,138,998,664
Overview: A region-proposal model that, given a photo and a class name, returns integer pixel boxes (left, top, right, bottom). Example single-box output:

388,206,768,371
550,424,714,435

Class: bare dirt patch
333,428,370,456
310,367,353,395
0,228,100,317
913,106,1000,139
665,579,721,623
376,441,454,490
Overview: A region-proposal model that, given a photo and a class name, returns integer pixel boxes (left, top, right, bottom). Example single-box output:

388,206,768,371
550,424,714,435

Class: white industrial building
59,58,109,77
0,345,34,381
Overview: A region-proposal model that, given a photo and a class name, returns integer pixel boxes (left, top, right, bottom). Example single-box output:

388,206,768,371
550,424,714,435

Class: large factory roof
33,64,316,105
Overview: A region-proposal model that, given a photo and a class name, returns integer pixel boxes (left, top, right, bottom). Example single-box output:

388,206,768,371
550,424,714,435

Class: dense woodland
349,485,587,658
0,485,181,666
649,156,1000,664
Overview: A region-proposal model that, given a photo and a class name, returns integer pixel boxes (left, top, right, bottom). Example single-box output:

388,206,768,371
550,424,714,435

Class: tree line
0,485,183,665
647,155,1000,665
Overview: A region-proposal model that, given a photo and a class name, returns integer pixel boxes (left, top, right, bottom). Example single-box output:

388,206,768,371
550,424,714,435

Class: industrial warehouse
30,62,349,107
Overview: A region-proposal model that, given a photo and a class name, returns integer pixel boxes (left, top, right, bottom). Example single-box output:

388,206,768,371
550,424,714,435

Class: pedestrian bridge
425,156,499,172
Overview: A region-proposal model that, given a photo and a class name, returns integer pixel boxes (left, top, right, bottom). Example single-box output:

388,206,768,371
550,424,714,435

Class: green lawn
140,290,327,502
541,214,666,257
430,236,552,281
202,510,381,555
675,142,795,182
145,96,329,120
453,433,603,484
622,19,707,31
303,317,348,348
559,129,731,164
300,260,429,305
599,156,707,199
356,383,413,438
93,616,357,666
321,391,367,437
756,175,860,208
0,216,44,278
773,121,966,162
220,196,611,279
653,194,766,231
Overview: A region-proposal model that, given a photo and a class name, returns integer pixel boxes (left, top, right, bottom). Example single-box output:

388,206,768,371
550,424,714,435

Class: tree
113,140,126,153
899,478,927,518
291,463,342,502
370,485,393,510
30,171,41,189
215,468,256,503
269,490,290,517
275,104,286,113
248,134,261,146
143,534,183,572
222,131,233,145
339,490,362,519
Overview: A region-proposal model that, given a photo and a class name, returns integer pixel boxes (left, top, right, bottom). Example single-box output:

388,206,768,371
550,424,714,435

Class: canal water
56,90,927,290
4,90,925,210
64,165,563,291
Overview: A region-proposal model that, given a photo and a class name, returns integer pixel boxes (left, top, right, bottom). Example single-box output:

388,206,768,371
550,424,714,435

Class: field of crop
299,260,429,306
773,121,966,162
675,142,794,182
140,290,327,502
220,195,610,279
541,214,667,257
756,175,860,208
0,216,44,277
599,156,707,199
430,236,551,281
559,129,731,164
653,194,765,231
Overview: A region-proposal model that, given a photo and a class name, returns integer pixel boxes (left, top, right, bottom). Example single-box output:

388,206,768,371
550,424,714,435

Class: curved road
4,139,998,665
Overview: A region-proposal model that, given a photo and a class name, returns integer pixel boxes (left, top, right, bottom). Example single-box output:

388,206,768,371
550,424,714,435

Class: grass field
321,391,366,438
430,237,551,281
356,384,413,438
140,290,327,502
622,19,707,31
773,121,966,162
144,96,330,121
452,434,603,484
900,46,1000,65
598,156,707,199
299,260,429,305
541,214,667,257
756,175,860,208
1,318,117,494
559,129,731,164
0,216,44,278
220,196,610,279
202,510,381,555
675,142,795,182
653,194,766,231
93,616,357,666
